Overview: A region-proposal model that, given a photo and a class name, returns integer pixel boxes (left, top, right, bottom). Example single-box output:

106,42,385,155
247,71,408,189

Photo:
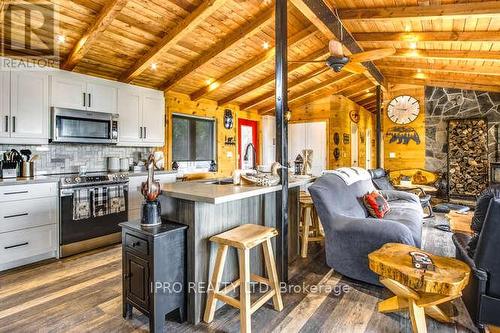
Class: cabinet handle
12,116,15,132
144,127,147,139
4,212,28,219
4,190,28,195
139,127,143,139
123,273,130,279
4,116,8,132
83,93,86,107
4,242,29,250
132,241,140,247
88,93,91,108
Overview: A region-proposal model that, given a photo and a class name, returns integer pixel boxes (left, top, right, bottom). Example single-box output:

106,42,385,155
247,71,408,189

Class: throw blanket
73,188,91,221
323,167,371,186
108,185,126,214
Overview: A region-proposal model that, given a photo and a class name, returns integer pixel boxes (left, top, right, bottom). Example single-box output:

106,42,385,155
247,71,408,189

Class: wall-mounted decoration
224,109,233,129
333,132,340,145
334,148,341,161
387,95,420,125
349,109,360,123
343,133,350,144
224,136,236,145
360,133,365,144
387,126,421,145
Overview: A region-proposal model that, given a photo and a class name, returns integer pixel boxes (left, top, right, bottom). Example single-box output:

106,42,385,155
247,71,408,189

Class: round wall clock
387,95,420,125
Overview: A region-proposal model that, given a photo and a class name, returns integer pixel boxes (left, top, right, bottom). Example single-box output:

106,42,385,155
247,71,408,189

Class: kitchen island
158,177,313,324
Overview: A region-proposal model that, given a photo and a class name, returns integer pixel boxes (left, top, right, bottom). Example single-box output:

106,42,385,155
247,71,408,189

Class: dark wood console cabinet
120,220,187,332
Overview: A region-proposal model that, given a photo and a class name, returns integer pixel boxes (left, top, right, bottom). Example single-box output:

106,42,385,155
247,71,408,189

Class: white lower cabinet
0,182,58,271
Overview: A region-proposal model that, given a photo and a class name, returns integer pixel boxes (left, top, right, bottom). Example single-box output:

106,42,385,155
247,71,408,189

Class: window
172,114,216,162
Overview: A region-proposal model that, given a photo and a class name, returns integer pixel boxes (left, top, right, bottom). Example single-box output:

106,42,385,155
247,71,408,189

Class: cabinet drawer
125,233,149,256
0,197,57,233
0,182,57,202
0,224,56,266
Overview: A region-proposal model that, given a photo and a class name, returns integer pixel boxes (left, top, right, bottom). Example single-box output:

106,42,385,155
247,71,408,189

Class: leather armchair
452,198,500,329
368,168,434,218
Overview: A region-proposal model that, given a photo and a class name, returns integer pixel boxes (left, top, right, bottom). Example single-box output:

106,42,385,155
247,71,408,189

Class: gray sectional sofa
309,173,424,285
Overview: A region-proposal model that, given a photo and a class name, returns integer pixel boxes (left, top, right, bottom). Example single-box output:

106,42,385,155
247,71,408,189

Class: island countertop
160,176,314,204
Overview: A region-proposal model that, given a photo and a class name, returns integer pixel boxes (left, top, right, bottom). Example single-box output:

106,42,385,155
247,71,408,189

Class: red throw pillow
363,191,390,218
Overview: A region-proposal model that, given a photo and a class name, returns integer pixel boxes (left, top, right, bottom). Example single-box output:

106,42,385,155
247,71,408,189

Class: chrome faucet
243,143,257,170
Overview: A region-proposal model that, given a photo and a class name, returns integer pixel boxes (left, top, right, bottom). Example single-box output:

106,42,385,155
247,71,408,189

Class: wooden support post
275,0,289,283
376,85,382,168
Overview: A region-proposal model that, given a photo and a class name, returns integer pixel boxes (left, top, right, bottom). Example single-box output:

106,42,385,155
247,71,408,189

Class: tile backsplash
0,144,153,175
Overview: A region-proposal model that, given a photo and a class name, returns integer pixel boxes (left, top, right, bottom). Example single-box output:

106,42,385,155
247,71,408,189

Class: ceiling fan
290,40,396,77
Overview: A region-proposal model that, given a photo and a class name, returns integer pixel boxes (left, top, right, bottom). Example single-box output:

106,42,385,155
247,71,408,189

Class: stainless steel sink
203,178,234,185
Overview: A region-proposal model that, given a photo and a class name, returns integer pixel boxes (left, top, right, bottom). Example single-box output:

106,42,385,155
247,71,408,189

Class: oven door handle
60,189,74,197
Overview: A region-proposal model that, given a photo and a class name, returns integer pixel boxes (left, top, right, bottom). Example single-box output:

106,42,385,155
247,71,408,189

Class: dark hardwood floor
0,214,478,333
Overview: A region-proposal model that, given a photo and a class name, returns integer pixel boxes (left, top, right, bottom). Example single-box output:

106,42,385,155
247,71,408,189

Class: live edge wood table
369,243,470,333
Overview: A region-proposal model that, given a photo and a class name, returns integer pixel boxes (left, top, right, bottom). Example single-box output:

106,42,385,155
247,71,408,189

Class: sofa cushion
363,191,390,218
384,200,423,247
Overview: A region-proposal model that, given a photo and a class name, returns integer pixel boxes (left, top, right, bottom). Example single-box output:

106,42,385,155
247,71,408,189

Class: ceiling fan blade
349,48,396,63
342,62,366,74
328,40,344,57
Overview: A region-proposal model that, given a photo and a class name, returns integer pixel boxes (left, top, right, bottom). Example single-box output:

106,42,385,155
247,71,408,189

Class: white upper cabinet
0,71,10,139
50,74,86,109
86,80,117,113
142,93,164,145
0,67,49,144
288,121,327,176
261,115,276,167
118,87,142,143
117,85,164,147
10,71,48,139
50,71,117,113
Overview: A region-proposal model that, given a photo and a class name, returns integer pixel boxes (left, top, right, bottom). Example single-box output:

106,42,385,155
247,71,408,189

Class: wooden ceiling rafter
338,2,500,20
288,76,369,111
377,61,500,76
354,31,500,42
62,0,129,70
119,0,228,83
217,46,330,106
289,0,387,90
259,72,356,114
385,74,500,93
189,25,317,101
239,65,330,111
159,6,275,91
373,49,500,62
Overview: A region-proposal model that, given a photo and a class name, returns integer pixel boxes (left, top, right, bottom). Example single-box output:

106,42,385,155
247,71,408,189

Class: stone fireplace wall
425,86,500,174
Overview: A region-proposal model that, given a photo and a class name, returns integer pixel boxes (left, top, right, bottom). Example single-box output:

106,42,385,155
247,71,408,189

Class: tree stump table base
369,243,470,333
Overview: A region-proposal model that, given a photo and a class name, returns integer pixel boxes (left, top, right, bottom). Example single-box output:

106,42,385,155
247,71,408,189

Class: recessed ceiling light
151,63,158,70
208,81,220,91
405,25,412,32
409,42,417,49
56,35,66,44
262,41,270,50
417,69,422,73
366,89,370,93
205,79,213,85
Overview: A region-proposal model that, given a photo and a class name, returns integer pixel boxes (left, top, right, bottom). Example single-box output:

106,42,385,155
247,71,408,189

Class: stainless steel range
59,173,129,257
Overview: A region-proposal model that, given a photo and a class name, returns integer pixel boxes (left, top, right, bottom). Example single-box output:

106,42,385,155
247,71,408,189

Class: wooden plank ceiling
2,0,499,113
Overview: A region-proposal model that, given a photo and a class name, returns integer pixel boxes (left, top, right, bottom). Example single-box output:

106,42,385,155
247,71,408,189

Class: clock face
387,95,420,125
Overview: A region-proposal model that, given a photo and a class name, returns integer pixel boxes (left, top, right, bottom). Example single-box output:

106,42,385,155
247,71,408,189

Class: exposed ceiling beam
377,61,500,76
62,0,128,70
384,69,500,87
159,6,274,91
289,0,386,90
217,46,329,106
385,74,500,93
119,0,228,83
342,81,375,98
354,31,500,42
375,48,500,62
288,76,369,112
338,2,500,20
259,72,355,114
354,93,377,105
239,66,329,110
190,25,316,101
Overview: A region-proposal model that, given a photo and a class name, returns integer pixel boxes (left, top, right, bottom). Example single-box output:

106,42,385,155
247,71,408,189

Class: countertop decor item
302,149,313,175
140,154,162,227
107,157,120,173
294,154,303,175
369,243,470,333
241,162,283,186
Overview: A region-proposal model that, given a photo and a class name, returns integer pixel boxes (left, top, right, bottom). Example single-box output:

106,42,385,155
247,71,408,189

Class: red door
238,119,259,169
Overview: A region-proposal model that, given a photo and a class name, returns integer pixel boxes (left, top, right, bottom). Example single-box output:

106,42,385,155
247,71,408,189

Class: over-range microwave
51,107,119,144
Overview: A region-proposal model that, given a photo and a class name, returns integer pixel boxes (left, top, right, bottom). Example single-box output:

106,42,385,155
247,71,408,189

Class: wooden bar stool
299,192,324,258
203,224,284,333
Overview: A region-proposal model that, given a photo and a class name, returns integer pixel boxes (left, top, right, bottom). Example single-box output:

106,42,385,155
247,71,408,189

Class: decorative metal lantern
294,154,304,175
